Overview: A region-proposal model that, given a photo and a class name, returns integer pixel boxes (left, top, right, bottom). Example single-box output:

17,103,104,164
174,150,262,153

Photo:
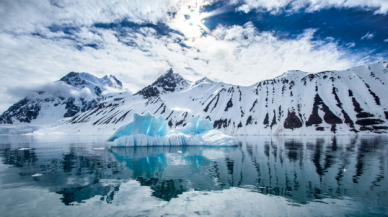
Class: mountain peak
101,75,123,89
164,68,173,77
59,71,123,96
136,68,190,98
194,77,214,86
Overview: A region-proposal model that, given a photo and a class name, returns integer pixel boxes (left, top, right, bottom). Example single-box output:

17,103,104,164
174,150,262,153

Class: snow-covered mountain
60,72,123,92
2,61,388,135
135,68,191,98
0,72,124,125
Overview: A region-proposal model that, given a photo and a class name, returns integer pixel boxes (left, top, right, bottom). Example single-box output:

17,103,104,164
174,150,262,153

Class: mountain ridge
1,60,388,136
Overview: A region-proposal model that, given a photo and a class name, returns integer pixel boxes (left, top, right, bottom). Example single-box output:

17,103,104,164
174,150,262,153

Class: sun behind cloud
169,0,212,38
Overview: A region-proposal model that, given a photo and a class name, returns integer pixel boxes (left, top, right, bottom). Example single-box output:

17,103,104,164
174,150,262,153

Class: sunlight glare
169,0,212,38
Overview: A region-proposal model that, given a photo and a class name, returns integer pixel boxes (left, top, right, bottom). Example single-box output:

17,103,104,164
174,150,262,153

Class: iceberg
108,112,238,147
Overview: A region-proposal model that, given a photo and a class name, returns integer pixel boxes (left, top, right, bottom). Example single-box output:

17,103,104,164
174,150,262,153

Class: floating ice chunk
18,148,30,150
109,112,237,147
32,174,43,177
200,129,237,146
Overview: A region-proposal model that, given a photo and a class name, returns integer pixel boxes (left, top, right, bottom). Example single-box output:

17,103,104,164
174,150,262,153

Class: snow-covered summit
101,75,123,89
135,68,191,98
60,72,123,96
194,77,214,86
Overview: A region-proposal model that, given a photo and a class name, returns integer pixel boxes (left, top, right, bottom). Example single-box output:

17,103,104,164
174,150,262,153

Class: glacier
108,113,238,147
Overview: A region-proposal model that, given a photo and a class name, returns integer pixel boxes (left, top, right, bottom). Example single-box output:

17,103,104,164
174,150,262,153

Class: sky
0,0,388,113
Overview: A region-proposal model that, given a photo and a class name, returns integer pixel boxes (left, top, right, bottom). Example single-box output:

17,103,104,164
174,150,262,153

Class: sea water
0,135,387,216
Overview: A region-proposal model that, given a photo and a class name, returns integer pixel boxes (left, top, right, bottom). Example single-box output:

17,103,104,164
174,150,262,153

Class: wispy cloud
361,32,375,40
346,42,356,48
233,0,388,14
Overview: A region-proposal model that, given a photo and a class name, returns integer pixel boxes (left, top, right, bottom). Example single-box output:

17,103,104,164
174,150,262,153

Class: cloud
346,42,356,48
236,4,252,13
0,0,182,33
5,82,95,101
232,0,388,14
182,23,378,85
361,32,375,40
0,0,386,114
384,39,388,42
0,20,381,113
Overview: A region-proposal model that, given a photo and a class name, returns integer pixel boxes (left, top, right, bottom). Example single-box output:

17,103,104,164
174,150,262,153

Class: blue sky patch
203,5,388,56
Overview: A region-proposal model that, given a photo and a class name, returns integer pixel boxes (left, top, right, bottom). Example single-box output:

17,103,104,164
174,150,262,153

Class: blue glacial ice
108,112,238,147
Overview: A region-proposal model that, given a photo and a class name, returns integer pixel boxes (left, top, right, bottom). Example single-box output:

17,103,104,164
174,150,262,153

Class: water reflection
111,146,236,201
0,135,387,209
0,138,128,206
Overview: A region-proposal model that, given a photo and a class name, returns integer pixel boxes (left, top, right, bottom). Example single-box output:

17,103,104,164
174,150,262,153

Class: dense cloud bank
0,0,387,113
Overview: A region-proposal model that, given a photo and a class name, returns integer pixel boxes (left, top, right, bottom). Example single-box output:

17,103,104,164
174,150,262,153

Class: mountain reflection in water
0,135,387,213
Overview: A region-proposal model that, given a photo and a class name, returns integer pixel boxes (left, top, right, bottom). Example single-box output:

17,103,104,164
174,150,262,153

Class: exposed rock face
284,111,303,130
0,98,41,124
305,94,343,132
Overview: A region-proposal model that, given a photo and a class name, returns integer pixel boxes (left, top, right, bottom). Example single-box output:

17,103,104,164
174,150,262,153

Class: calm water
0,135,387,216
